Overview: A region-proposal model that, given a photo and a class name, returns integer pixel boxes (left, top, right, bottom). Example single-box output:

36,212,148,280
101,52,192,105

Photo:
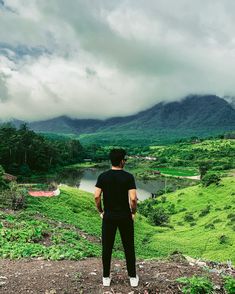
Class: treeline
0,123,85,175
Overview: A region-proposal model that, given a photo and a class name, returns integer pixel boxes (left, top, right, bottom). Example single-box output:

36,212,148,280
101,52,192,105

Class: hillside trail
0,255,234,294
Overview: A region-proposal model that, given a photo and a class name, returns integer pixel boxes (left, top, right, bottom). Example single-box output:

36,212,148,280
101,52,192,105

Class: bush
148,206,169,226
138,200,170,226
177,275,214,294
219,235,229,244
201,173,221,187
199,205,211,217
204,223,215,230
184,212,195,222
0,165,9,190
0,182,27,210
223,275,235,294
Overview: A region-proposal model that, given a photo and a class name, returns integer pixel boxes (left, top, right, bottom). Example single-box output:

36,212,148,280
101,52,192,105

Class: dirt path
161,173,200,180
0,257,232,294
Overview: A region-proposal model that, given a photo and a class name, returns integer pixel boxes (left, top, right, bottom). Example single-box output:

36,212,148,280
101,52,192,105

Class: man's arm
94,187,104,217
129,189,137,216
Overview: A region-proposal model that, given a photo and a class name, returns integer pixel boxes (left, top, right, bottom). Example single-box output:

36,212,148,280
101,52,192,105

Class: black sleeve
128,174,136,190
95,174,103,189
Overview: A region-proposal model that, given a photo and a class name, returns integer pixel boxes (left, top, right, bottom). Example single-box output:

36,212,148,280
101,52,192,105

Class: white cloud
0,0,235,120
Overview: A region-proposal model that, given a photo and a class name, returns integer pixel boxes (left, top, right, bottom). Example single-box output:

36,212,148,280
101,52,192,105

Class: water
56,168,191,201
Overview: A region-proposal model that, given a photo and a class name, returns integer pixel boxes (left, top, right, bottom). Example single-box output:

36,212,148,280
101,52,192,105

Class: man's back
96,169,136,216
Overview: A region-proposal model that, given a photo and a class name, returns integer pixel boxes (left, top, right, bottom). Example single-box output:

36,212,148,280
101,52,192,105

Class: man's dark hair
109,148,126,166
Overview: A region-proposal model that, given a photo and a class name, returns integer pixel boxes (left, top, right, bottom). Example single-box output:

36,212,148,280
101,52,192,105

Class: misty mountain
11,95,235,144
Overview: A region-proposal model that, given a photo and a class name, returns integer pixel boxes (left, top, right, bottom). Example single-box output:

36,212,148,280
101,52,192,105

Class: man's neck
111,166,123,170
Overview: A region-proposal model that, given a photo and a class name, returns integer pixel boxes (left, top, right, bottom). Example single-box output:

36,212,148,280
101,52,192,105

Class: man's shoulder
98,170,111,178
122,170,134,177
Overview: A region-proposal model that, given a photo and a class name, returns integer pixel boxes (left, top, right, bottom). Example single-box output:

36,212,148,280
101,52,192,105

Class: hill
0,177,234,262
0,177,235,292
15,95,235,145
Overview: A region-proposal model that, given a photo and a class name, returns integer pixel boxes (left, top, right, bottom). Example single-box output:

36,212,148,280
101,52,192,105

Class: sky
0,0,235,121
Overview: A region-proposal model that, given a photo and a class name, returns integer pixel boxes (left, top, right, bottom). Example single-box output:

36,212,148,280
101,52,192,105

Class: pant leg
102,218,117,277
118,217,136,277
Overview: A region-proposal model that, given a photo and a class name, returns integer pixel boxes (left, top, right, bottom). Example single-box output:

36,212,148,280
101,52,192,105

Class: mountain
12,95,235,145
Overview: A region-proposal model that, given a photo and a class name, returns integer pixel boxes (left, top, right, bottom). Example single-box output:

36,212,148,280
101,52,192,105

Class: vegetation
0,123,85,175
223,275,235,294
138,177,235,263
177,275,214,294
0,177,234,263
0,186,157,260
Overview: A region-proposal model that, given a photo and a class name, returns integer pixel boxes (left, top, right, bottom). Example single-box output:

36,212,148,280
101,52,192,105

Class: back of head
109,148,126,167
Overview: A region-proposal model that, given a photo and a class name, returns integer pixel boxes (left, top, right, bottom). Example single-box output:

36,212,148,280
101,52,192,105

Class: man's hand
94,187,103,216
132,213,136,221
100,212,104,219
129,189,137,215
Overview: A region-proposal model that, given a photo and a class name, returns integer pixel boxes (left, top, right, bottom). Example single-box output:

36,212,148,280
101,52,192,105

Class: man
94,148,139,287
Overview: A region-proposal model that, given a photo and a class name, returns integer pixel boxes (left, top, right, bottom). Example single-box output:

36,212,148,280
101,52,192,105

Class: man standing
94,148,139,287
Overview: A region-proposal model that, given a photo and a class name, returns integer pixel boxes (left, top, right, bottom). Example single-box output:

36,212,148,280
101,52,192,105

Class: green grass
0,177,234,263
0,186,157,260
148,177,235,263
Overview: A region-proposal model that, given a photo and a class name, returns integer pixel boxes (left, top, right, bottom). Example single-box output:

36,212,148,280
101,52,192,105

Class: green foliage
201,174,221,187
0,182,27,210
219,235,229,244
148,206,170,226
138,199,169,226
0,177,235,263
223,275,235,294
199,205,211,217
0,123,85,174
177,276,214,294
184,212,195,222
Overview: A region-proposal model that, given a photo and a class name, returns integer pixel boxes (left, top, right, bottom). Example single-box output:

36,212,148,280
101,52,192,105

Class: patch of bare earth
0,257,234,294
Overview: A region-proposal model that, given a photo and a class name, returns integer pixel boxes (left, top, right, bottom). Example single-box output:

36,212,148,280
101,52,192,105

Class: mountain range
11,95,235,145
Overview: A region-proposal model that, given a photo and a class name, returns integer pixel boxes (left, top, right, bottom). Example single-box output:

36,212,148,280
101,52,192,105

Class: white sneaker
103,277,111,286
130,275,139,287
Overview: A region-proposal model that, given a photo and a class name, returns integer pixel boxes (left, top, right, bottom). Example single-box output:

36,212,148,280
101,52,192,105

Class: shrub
138,199,170,226
161,195,167,203
219,235,229,244
201,173,221,187
167,203,176,214
199,205,211,217
0,182,27,210
177,275,214,294
184,212,195,222
204,223,215,230
223,275,235,294
148,206,169,226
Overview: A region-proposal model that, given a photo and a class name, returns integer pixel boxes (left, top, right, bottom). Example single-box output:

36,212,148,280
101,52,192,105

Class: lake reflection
59,168,167,201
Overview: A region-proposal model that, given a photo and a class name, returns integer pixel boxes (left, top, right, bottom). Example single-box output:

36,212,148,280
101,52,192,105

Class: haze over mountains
11,95,235,145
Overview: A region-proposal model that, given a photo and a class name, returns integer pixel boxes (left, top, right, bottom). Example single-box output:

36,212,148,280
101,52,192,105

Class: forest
0,123,85,175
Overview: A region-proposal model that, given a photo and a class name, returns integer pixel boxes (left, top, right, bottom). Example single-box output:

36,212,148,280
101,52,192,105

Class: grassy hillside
141,177,235,263
0,186,156,260
0,177,234,263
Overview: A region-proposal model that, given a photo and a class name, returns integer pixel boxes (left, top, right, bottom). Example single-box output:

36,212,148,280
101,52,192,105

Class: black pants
102,214,136,277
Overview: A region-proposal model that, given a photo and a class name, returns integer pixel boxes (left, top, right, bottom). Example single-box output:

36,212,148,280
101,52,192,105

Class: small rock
196,261,207,267
0,281,7,286
139,264,144,268
90,272,97,275
0,276,7,279
45,289,57,294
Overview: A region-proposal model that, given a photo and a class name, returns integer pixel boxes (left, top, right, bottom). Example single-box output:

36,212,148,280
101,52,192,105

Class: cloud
0,0,235,120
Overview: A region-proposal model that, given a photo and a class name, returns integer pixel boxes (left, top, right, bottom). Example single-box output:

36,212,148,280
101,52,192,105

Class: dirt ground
0,256,234,294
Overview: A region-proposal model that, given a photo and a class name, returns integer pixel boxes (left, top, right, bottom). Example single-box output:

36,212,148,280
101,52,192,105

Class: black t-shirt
95,169,136,216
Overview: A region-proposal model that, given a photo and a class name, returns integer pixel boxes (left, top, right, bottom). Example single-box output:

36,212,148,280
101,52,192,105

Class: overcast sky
0,0,235,121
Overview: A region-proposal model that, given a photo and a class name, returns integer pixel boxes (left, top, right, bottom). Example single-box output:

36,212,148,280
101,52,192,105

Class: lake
55,168,194,201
